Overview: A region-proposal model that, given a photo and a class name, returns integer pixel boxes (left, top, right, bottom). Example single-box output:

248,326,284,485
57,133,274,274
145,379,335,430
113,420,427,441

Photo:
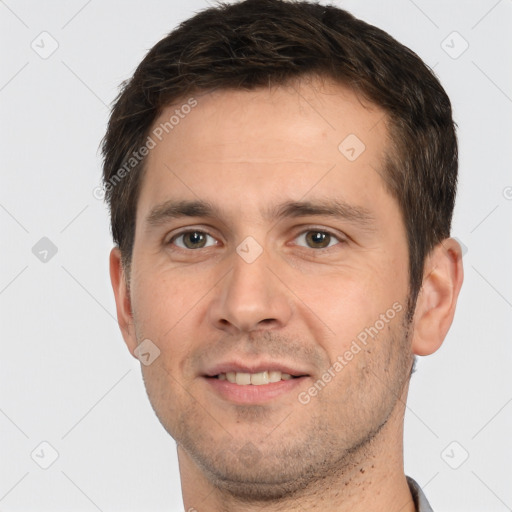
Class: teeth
268,370,282,383
236,372,251,385
251,371,268,385
217,370,297,385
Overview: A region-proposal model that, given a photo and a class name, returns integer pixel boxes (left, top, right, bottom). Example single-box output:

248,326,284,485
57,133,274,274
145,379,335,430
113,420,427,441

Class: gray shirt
407,477,434,512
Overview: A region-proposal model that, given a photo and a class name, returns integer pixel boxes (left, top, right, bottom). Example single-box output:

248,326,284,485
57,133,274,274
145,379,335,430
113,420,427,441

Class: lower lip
204,376,307,404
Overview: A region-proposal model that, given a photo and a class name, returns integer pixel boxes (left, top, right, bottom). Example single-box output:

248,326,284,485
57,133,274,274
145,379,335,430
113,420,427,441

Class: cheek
301,265,400,331
132,265,195,325
131,267,211,366
290,258,408,370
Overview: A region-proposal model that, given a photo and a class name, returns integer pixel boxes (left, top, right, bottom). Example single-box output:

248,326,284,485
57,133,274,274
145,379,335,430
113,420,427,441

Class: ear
109,247,138,358
411,238,464,356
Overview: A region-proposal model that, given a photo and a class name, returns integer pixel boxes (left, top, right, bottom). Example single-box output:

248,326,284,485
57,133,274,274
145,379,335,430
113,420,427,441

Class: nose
208,247,293,334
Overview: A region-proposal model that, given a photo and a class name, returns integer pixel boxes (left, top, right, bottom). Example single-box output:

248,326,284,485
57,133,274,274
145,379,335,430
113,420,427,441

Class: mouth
203,364,309,404
214,370,299,385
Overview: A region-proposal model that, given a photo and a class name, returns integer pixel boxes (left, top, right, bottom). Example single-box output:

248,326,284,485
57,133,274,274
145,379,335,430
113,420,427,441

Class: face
123,78,414,498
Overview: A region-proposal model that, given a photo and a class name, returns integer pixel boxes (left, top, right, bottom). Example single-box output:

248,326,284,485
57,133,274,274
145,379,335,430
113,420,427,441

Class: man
102,1,463,510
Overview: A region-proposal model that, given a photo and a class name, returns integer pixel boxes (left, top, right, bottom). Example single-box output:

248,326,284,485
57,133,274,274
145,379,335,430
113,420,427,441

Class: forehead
138,78,391,219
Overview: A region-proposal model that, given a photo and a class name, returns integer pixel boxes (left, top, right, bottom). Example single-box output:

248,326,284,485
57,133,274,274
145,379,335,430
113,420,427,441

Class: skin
110,76,464,511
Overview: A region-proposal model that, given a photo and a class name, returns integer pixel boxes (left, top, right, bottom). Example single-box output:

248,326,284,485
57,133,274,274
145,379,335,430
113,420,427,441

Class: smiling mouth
213,370,301,385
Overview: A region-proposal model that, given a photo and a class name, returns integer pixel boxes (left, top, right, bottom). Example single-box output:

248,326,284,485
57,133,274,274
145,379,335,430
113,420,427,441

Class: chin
199,456,316,502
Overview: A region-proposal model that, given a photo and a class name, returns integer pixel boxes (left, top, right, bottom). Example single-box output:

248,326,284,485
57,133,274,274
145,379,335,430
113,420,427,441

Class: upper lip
204,360,310,378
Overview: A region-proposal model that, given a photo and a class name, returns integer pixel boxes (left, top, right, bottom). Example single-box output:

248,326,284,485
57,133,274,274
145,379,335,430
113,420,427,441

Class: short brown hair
101,0,458,313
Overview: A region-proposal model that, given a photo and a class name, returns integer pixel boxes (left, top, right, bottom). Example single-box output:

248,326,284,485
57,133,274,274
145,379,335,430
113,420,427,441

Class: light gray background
1,0,511,511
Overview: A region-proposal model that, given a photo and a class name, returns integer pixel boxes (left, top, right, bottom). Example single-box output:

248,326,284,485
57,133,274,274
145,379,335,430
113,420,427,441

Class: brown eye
295,230,343,249
172,231,216,249
305,231,331,248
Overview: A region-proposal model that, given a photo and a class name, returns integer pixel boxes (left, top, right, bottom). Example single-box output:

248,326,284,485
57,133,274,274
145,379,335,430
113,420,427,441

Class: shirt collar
407,476,434,512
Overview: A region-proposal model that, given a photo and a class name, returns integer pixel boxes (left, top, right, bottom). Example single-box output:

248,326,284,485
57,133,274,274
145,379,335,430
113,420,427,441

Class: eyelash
166,227,347,251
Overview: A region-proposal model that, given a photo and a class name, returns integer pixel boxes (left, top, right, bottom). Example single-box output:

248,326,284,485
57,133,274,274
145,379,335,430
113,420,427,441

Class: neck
179,386,415,512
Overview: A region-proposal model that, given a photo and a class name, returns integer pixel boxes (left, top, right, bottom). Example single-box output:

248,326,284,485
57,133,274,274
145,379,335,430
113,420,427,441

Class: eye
294,229,344,249
170,230,218,250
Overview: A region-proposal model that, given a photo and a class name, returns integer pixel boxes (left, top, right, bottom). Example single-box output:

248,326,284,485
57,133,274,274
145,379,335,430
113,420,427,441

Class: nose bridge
210,241,292,333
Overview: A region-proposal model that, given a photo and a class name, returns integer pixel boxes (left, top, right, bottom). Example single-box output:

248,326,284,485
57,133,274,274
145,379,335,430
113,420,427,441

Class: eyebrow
145,198,376,230
268,199,376,228
146,199,219,227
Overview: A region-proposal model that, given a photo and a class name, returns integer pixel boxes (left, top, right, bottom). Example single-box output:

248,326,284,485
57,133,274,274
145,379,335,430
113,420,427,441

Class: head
104,0,463,503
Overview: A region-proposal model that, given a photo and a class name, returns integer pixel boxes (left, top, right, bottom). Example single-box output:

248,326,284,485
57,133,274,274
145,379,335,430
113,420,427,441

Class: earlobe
411,238,464,356
109,247,138,357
